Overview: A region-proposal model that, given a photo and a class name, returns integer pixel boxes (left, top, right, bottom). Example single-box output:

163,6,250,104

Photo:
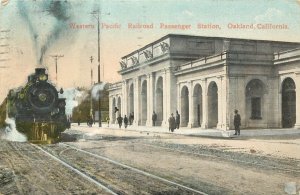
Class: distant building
108,34,300,130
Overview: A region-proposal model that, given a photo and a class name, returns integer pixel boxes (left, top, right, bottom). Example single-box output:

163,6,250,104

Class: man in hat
152,111,157,126
117,114,123,129
168,113,176,132
234,110,241,135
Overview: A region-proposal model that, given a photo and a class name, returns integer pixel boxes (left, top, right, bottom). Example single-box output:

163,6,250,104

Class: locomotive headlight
19,93,24,99
39,74,47,81
38,93,47,102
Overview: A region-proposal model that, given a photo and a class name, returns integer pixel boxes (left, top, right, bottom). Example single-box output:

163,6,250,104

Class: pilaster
294,71,300,129
109,96,114,124
122,80,127,117
146,73,154,126
162,69,168,127
133,77,140,126
201,79,208,129
216,76,222,129
187,81,194,128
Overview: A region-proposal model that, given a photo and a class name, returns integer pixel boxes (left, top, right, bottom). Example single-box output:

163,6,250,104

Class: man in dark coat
123,115,128,129
234,110,241,135
152,111,157,126
175,110,180,129
129,112,134,125
168,113,176,132
117,114,123,128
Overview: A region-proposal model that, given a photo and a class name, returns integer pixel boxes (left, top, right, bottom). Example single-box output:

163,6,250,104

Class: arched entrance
155,77,163,126
112,97,116,123
282,78,296,128
128,84,134,116
181,86,189,127
207,82,218,128
193,84,202,127
141,80,147,125
117,96,121,116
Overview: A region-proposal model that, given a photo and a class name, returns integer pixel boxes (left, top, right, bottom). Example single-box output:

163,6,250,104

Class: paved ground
1,124,299,194
67,123,300,159
74,123,300,138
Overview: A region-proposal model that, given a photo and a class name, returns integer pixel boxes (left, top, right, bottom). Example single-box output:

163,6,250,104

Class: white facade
109,34,300,130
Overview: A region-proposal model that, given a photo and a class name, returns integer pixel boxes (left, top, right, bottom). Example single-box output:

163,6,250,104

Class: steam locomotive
6,68,69,143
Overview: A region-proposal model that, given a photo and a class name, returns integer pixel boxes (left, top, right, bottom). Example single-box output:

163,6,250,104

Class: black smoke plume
39,0,71,65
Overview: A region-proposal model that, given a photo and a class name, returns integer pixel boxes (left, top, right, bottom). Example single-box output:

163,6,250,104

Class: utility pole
91,10,110,127
90,56,94,123
50,55,64,86
97,12,102,127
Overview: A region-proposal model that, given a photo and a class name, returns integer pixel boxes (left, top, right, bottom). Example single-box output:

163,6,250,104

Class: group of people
152,111,181,132
168,111,180,132
84,109,241,136
117,112,134,129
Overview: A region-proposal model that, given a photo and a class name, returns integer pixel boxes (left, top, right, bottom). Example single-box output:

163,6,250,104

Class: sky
0,0,300,103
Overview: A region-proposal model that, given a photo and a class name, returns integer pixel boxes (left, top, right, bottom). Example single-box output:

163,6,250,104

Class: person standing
129,112,133,125
152,111,157,126
175,110,180,129
106,116,110,127
168,113,176,132
132,112,134,124
117,114,123,129
234,110,241,135
124,115,128,129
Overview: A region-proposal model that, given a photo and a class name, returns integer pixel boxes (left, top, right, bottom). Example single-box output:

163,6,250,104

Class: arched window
246,79,265,119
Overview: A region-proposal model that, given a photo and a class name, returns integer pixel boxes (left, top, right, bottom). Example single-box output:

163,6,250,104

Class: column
278,78,282,128
109,96,113,124
133,77,140,126
162,68,177,127
146,73,154,126
114,95,118,124
217,76,228,130
122,80,127,117
267,77,279,128
188,82,194,128
217,77,222,129
161,70,168,127
223,76,230,130
201,79,208,129
228,76,246,129
294,72,300,129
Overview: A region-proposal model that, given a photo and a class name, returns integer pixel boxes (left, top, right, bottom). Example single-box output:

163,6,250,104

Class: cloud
182,10,193,17
254,8,284,23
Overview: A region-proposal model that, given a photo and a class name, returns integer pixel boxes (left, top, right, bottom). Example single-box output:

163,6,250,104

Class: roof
121,33,300,59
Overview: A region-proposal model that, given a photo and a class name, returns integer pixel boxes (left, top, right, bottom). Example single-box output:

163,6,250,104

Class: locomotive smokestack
35,68,46,75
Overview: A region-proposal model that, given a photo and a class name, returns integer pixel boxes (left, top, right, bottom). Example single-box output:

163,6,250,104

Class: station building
108,34,300,130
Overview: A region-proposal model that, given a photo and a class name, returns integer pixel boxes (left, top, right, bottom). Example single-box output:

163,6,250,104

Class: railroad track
138,142,300,174
0,141,108,194
31,144,117,194
35,143,208,195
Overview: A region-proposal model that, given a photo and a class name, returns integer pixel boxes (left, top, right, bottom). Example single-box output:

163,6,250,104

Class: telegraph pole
50,55,64,86
97,12,102,127
91,10,102,127
90,56,94,124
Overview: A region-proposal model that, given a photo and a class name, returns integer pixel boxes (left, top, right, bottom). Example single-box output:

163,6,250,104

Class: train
6,68,69,143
